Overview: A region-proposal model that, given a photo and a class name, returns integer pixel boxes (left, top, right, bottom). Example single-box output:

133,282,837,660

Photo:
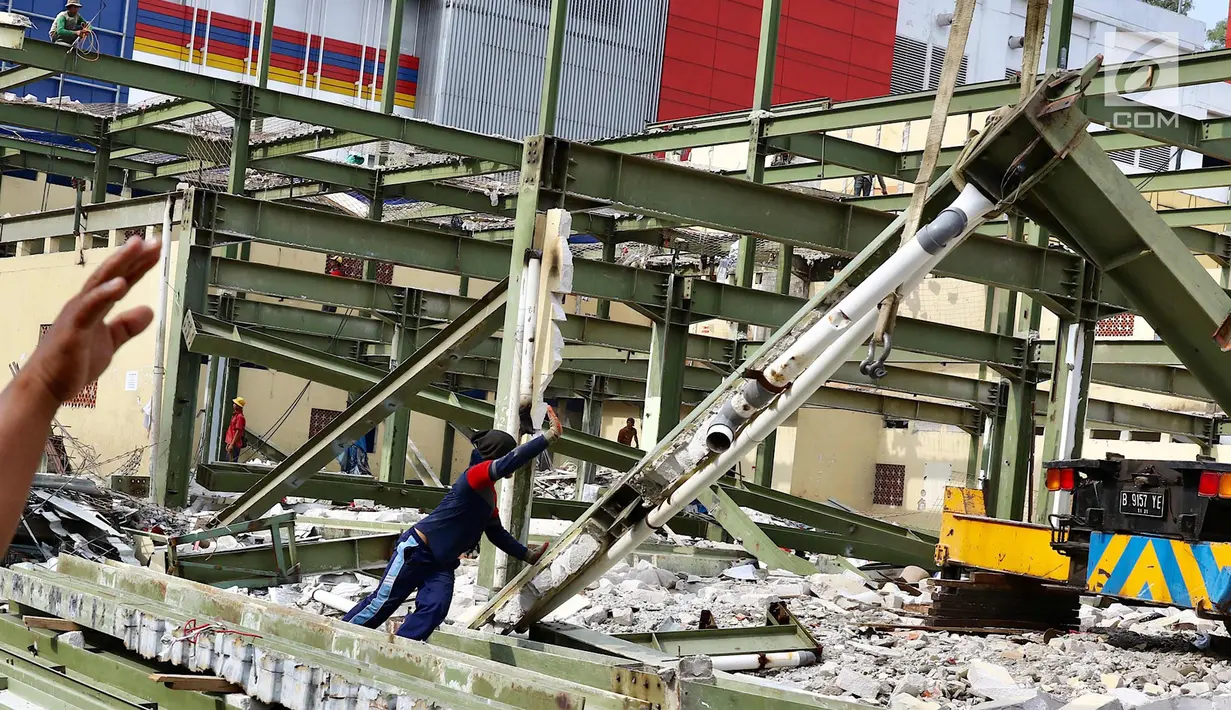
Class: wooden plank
148,674,243,693
22,617,80,631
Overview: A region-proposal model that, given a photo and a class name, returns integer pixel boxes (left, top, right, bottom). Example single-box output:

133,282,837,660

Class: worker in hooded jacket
342,407,560,640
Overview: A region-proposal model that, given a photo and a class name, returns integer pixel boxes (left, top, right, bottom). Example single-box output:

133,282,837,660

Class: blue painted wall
3,0,136,102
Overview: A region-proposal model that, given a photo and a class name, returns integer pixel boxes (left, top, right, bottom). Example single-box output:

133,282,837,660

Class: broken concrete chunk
900,566,931,584
972,689,1065,710
1058,695,1124,710
57,631,85,649
1138,698,1219,710
771,582,809,598
674,655,714,681
1182,684,1214,697
836,668,881,700
893,673,929,698
968,660,1025,701
611,607,633,625
1110,689,1153,710
722,563,759,581
892,694,942,710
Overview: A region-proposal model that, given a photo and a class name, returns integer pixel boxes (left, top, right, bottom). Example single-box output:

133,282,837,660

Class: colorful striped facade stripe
1087,531,1231,610
134,0,416,108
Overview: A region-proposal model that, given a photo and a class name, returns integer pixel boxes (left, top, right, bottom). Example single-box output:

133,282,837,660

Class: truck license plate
1119,490,1164,518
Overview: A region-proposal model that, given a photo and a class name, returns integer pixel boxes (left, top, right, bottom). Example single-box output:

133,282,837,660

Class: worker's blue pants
342,528,455,641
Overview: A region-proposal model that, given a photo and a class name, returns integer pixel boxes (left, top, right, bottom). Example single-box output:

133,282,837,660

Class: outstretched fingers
107,306,155,350
82,236,161,292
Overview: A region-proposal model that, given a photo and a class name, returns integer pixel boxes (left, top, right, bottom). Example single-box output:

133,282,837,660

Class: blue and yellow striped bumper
1088,532,1231,611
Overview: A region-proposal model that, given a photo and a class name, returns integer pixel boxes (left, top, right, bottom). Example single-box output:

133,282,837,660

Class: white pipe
312,588,355,613
505,264,533,434
147,197,176,478
1051,322,1087,516
519,257,542,408
531,190,997,617
705,184,996,453
711,650,819,672
549,311,879,607
207,356,227,463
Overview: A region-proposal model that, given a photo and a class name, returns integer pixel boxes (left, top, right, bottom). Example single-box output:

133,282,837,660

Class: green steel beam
183,312,643,470
1034,340,1183,367
537,0,568,133
256,0,276,87
599,47,1231,152
176,533,396,585
0,66,52,90
1088,363,1211,401
1047,0,1075,69
215,282,509,524
156,202,210,508
0,39,524,163
195,466,937,568
380,0,407,114
107,99,216,134
960,68,1231,420
0,615,227,710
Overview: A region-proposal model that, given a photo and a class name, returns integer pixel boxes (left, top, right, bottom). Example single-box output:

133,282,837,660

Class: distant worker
224,397,246,462
342,407,561,640
50,1,91,44
853,174,888,198
617,417,639,448
322,256,344,313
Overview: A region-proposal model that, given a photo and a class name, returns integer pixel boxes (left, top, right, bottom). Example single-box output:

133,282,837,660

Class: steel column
538,0,568,134
377,327,414,485
642,276,690,446
479,139,547,591
735,0,781,293
256,0,276,88
155,204,211,507
214,282,509,524
91,135,111,205
1046,0,1075,70
578,391,604,499
380,0,407,115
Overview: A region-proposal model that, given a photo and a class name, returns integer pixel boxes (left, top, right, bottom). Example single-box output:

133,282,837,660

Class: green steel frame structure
0,0,1226,564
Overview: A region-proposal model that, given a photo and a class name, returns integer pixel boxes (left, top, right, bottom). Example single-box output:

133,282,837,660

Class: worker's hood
470,430,516,461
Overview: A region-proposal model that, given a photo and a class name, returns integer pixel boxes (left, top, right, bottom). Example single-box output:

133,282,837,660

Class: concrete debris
837,668,883,700
969,660,1026,701
901,566,932,584
893,695,943,710
57,630,85,648
1110,688,1154,709
894,673,930,697
1059,695,1124,710
723,563,760,581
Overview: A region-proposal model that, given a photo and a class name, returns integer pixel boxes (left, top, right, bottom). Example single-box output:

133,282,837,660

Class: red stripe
208,12,250,34
395,79,417,94
141,0,193,21
136,23,189,47
269,53,303,72
204,38,249,60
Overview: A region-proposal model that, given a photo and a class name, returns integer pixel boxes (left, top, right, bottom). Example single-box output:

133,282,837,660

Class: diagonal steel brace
214,279,510,524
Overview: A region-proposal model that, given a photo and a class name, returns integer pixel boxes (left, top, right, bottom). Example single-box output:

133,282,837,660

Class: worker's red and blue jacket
412,434,551,566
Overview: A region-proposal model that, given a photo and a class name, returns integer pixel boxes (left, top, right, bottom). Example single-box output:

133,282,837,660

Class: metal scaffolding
0,0,1226,640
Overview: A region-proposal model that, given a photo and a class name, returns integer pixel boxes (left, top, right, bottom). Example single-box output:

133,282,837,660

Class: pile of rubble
12,474,191,565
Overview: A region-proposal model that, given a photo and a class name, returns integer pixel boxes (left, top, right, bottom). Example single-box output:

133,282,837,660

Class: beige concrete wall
0,243,167,475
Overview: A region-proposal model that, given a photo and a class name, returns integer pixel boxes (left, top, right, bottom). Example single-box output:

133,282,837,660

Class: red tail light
1199,471,1220,497
1059,468,1076,491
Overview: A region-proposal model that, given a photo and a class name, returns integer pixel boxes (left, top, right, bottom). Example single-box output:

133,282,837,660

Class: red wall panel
659,0,898,121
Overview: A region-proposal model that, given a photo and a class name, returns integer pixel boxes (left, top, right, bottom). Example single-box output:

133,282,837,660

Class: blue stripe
1193,543,1222,589
351,533,418,625
1150,539,1191,608
1101,535,1148,596
1088,532,1111,577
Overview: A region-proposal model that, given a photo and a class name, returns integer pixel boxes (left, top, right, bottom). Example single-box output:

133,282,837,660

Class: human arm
469,407,562,483
483,516,529,561
0,236,161,559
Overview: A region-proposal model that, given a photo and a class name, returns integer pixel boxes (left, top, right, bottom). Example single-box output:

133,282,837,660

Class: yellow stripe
1171,539,1210,604
1122,541,1170,604
1087,534,1130,594
1211,541,1231,570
